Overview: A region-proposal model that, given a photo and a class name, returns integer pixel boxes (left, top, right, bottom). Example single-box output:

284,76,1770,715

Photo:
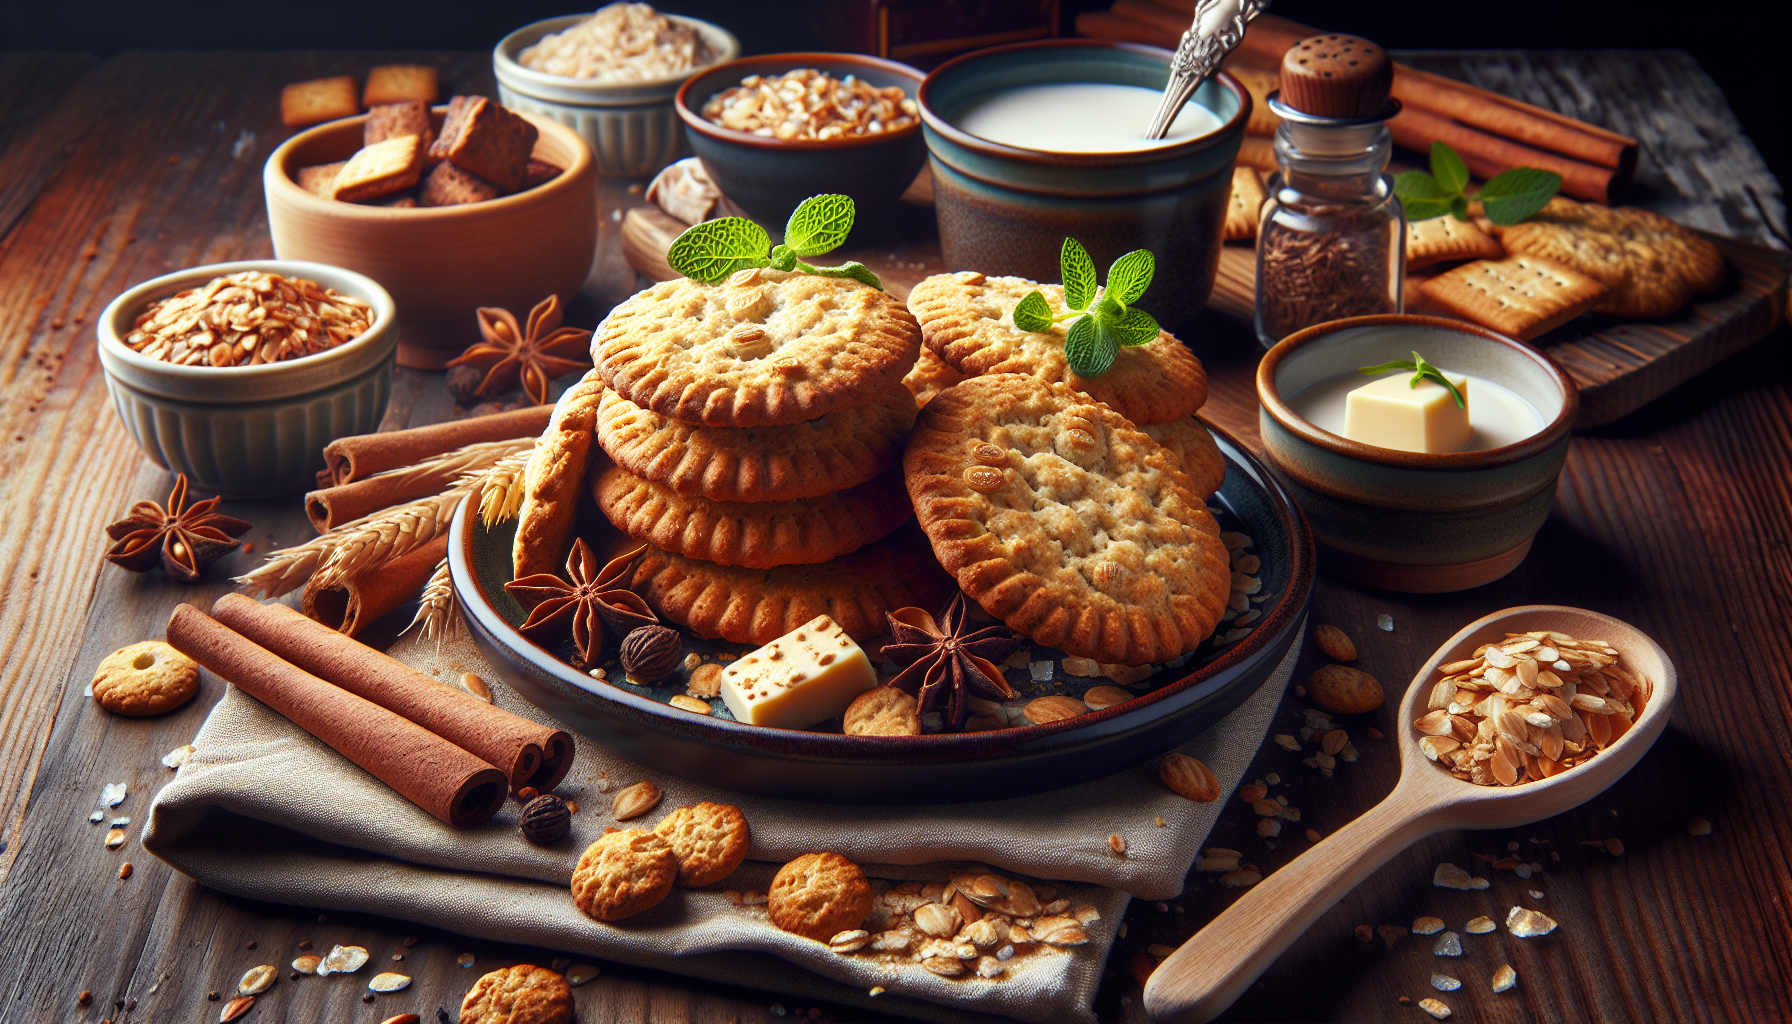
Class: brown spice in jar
1257,205,1396,341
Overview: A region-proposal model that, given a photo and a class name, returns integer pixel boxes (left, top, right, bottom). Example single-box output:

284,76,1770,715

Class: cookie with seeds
653,801,750,887
1406,215,1504,269
900,346,967,409
1418,254,1608,341
570,829,678,922
904,374,1230,665
907,272,1206,424
1141,415,1227,498
1225,166,1266,242
592,269,920,428
459,964,572,1024
767,851,874,941
594,464,911,568
1485,197,1724,319
595,382,915,502
91,640,200,716
628,523,953,645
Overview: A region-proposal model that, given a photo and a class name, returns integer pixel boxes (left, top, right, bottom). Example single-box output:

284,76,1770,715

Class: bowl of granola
675,53,927,236
494,4,738,177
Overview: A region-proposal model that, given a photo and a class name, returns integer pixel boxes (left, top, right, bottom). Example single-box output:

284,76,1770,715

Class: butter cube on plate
720,614,876,728
1344,371,1471,453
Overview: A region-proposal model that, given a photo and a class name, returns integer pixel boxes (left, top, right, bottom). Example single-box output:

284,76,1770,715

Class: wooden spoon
1143,605,1678,1023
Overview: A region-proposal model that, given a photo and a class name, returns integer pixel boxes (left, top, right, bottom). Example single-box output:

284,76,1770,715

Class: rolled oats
126,271,373,367
518,3,716,82
702,69,918,141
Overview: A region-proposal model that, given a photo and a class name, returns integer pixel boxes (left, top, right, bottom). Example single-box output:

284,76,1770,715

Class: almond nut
1314,624,1357,661
1159,751,1220,802
610,780,663,821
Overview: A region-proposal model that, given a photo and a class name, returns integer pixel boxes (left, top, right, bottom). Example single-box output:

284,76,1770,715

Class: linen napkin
145,621,1302,1023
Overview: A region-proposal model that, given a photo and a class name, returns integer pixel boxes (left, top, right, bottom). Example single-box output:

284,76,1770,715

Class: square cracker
281,75,358,128
419,161,500,207
1225,166,1265,242
332,135,423,203
1407,215,1504,269
364,100,434,151
296,160,347,199
427,95,477,165
1419,255,1608,341
364,65,439,107
437,96,537,193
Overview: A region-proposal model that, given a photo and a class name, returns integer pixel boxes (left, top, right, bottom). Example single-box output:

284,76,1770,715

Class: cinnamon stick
1392,66,1634,171
308,474,441,533
1391,105,1621,204
214,592,575,793
165,604,508,829
318,405,553,488
301,533,449,638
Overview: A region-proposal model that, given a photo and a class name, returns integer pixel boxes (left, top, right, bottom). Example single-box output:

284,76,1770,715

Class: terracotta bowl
264,108,597,370
1257,314,1580,593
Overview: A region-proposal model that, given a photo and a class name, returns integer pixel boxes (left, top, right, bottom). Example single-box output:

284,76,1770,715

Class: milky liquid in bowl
1286,372,1545,453
950,82,1224,153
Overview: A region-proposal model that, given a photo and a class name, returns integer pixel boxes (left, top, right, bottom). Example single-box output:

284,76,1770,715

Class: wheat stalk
367,437,536,492
476,449,534,528
403,556,460,645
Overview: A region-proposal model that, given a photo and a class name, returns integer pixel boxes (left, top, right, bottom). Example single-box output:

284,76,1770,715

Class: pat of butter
720,614,877,728
1343,371,1471,453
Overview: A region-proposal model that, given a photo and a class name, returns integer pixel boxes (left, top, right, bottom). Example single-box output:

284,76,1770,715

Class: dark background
1,0,1784,188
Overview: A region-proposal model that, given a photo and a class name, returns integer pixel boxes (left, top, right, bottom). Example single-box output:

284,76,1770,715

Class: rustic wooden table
0,47,1786,1024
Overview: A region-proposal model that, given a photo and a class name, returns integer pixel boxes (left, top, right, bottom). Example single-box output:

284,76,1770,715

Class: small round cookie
1141,416,1227,499
904,374,1231,666
654,801,750,887
592,269,921,428
459,964,572,1024
570,829,678,922
767,851,874,941
91,641,200,717
843,686,921,736
595,383,917,502
628,523,954,645
907,271,1207,425
900,346,967,409
593,465,913,569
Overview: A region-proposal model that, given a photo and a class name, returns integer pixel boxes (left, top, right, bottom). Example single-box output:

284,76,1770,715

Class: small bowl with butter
1257,314,1578,593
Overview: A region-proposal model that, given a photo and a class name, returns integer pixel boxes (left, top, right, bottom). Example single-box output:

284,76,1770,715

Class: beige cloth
144,620,1302,1023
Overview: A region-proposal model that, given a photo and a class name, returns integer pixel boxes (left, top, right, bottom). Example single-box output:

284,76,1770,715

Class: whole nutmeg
619,625,682,683
519,794,572,844
1307,664,1384,715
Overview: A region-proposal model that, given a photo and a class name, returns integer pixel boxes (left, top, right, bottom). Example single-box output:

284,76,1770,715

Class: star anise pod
103,473,252,583
883,592,1020,730
503,539,657,669
447,294,592,406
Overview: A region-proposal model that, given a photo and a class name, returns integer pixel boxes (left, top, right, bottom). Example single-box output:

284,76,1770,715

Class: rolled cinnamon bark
165,604,507,829
301,533,450,638
1392,67,1635,172
214,592,575,793
1391,105,1620,204
308,472,450,533
317,405,553,488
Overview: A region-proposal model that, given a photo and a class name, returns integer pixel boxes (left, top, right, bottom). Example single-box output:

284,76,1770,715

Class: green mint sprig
1011,238,1158,378
665,194,881,288
1358,350,1466,408
1394,141,1563,226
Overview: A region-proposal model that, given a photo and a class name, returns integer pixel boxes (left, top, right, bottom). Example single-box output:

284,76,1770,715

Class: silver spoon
1143,0,1266,141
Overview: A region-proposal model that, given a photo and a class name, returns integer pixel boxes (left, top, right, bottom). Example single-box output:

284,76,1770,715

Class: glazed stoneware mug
1256,314,1579,593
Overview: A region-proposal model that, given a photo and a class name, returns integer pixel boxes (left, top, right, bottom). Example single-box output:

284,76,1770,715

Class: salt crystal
316,945,369,975
1377,614,1394,632
1431,974,1461,991
1029,661,1053,682
162,744,196,768
100,783,127,807
1418,997,1452,1019
1413,916,1445,935
1432,931,1462,956
1491,963,1518,993
1432,862,1474,889
1506,906,1557,937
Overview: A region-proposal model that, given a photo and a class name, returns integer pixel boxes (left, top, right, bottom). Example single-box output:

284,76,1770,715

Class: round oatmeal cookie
653,800,750,887
903,374,1230,665
843,686,921,736
569,828,678,922
459,963,572,1024
595,382,916,502
1485,196,1725,319
768,851,874,941
592,269,921,428
91,640,200,716
900,345,967,409
593,463,912,568
1141,415,1227,499
629,523,953,645
906,271,1206,425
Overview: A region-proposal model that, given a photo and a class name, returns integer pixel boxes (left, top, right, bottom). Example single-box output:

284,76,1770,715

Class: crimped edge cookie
595,382,916,502
513,369,605,579
1142,415,1228,499
904,374,1230,665
594,464,912,568
900,345,967,409
907,271,1207,424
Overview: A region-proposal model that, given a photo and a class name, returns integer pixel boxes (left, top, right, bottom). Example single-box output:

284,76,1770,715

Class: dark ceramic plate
451,425,1313,803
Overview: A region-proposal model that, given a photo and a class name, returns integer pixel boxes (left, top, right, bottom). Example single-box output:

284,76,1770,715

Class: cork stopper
1279,34,1393,119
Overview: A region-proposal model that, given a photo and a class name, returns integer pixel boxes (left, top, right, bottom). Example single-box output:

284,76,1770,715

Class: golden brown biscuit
593,270,921,428
459,964,572,1024
1224,166,1266,242
907,272,1206,425
629,523,954,645
513,370,605,579
1418,255,1609,341
904,374,1230,665
1485,197,1725,319
363,65,439,107
1406,215,1505,269
843,686,921,736
653,801,750,887
767,851,874,941
280,75,358,128
595,383,916,502
900,346,967,409
594,465,911,568
1141,416,1227,498
91,641,199,717
570,829,678,922
330,135,423,203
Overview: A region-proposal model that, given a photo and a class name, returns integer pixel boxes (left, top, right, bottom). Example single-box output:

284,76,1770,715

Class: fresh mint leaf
1061,237,1097,312
1063,314,1116,377
1105,249,1155,307
768,244,797,272
783,194,854,257
1109,306,1159,346
1450,195,1470,220
1358,358,1419,376
1479,167,1563,226
1394,171,1454,222
1429,141,1470,197
667,217,772,282
1012,291,1054,332
1409,351,1465,408
1092,293,1124,322
801,260,882,290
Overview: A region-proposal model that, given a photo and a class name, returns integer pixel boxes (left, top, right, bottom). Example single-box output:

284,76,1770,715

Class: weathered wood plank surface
0,46,1786,1024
